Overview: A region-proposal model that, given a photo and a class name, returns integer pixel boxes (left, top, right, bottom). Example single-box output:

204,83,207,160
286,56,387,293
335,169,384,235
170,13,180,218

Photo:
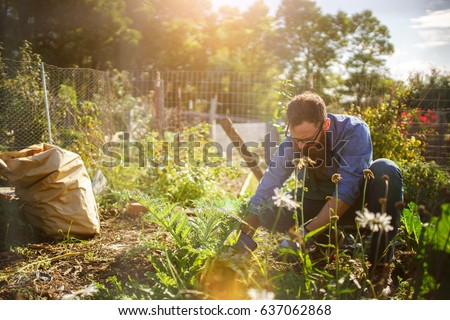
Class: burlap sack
0,144,100,238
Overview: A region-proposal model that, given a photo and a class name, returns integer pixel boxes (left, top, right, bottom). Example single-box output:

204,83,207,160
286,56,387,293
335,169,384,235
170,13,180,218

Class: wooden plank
219,117,264,181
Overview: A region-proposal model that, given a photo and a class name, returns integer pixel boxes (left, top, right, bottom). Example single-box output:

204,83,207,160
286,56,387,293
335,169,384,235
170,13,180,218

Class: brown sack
0,144,100,238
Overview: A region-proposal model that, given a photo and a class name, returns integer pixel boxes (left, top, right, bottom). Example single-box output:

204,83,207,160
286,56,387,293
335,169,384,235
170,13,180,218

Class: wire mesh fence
43,64,115,146
401,108,450,168
124,70,278,137
0,58,448,169
0,58,48,150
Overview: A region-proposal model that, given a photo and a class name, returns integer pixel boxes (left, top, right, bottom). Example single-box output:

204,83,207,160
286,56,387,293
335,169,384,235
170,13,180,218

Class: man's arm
305,196,350,232
237,140,296,239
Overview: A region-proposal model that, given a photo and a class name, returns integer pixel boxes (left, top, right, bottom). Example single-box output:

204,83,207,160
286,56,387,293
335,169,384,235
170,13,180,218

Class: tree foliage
1,0,396,81
273,0,347,91
341,10,395,107
0,0,140,69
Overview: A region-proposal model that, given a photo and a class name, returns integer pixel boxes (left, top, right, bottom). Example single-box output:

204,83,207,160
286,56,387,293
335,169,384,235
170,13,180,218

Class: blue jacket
250,113,373,207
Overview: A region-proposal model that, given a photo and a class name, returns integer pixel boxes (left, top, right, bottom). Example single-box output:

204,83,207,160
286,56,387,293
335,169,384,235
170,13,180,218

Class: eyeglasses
285,121,324,145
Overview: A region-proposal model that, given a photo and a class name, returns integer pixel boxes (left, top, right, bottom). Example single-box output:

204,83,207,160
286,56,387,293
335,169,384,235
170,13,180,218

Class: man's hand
232,232,257,254
288,226,316,249
305,196,350,232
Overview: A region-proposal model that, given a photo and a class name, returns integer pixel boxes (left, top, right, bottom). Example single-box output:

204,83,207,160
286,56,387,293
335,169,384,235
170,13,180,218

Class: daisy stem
296,163,309,286
334,182,340,298
300,167,307,230
294,166,299,231
272,206,282,234
355,222,368,274
356,175,369,261
361,176,369,213
373,230,384,270
298,166,308,254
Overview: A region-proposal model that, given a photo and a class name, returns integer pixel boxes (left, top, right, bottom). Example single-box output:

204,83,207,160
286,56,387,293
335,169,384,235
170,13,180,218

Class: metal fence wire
0,59,48,150
0,59,448,169
43,64,115,145
125,70,278,138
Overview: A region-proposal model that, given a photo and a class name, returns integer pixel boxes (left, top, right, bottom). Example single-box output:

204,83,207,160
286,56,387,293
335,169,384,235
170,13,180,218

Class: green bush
400,159,450,213
349,103,426,165
0,41,47,150
53,85,103,168
101,123,237,205
414,203,450,299
139,124,228,205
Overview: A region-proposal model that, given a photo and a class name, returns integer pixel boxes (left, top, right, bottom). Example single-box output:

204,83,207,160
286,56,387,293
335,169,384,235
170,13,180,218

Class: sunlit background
211,0,450,79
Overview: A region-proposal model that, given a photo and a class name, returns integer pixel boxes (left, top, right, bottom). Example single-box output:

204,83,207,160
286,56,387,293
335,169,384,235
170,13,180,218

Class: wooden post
154,71,161,137
209,94,218,141
219,117,264,181
177,86,183,131
154,72,165,138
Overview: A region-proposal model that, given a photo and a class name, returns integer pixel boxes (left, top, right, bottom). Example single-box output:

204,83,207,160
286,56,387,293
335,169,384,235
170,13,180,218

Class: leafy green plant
0,41,46,150
272,80,295,138
110,196,246,299
349,103,425,165
138,124,230,205
414,203,450,299
400,159,450,213
52,84,103,167
400,202,423,251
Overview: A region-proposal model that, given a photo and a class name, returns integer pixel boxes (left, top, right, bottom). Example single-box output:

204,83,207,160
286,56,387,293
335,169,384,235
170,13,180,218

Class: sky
211,0,450,80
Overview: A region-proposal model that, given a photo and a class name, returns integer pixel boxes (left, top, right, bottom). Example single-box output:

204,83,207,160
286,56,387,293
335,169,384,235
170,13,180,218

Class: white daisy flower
355,208,394,233
247,288,275,300
355,208,375,228
369,212,394,233
272,188,299,210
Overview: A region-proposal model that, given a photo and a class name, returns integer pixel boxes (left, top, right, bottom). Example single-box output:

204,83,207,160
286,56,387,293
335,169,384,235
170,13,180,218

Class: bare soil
0,202,157,300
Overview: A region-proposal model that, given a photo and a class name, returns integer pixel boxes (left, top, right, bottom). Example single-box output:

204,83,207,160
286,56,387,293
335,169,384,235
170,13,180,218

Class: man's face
286,121,326,162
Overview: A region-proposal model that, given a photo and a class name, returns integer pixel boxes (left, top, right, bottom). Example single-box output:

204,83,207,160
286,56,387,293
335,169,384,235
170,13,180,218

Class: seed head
363,169,375,180
331,173,342,184
330,215,339,223
292,156,316,169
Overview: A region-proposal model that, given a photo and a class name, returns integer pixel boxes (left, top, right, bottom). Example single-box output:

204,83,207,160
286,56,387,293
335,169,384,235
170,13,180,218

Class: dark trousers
258,158,404,266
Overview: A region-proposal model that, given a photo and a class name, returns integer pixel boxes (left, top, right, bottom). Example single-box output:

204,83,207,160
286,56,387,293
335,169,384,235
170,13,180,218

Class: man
235,91,403,283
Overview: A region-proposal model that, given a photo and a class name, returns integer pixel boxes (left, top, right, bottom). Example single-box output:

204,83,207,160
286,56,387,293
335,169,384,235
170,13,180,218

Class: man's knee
369,158,401,179
366,158,404,208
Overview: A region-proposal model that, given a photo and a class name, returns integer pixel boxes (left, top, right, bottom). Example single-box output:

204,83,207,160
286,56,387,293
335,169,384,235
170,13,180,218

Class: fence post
209,94,218,140
154,71,166,138
40,62,53,145
154,72,161,138
177,86,183,131
159,78,165,137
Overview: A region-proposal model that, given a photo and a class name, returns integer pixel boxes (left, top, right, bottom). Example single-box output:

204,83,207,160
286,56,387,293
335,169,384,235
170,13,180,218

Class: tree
124,0,212,70
407,68,450,110
0,0,140,69
206,1,277,71
273,0,348,94
202,1,280,117
342,10,394,107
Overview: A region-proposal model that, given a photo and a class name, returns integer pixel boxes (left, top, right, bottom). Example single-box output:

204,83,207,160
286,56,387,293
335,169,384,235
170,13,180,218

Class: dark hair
287,91,327,126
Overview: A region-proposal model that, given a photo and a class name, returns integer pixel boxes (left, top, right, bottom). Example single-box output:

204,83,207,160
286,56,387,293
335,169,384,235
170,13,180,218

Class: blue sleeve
250,139,296,206
333,122,372,206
